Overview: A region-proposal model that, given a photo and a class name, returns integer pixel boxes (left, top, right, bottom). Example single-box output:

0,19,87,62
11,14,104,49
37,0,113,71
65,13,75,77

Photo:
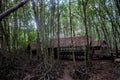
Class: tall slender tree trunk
69,0,75,63
57,0,60,61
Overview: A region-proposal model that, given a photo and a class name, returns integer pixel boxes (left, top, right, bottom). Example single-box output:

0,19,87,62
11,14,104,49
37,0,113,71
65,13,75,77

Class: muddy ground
58,60,118,80
0,59,118,80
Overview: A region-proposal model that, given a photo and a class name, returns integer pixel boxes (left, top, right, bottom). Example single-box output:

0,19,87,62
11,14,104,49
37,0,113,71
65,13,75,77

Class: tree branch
0,0,30,21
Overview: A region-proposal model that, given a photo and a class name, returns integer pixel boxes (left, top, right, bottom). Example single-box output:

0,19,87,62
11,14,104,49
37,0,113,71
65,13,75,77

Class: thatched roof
92,40,108,47
48,36,92,48
91,40,102,47
28,37,106,49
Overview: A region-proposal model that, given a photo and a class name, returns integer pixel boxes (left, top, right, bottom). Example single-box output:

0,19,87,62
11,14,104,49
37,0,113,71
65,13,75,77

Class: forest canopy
0,0,120,50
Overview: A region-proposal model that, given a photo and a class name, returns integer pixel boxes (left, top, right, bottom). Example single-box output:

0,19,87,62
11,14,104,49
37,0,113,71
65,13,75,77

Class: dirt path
62,68,72,80
58,62,73,80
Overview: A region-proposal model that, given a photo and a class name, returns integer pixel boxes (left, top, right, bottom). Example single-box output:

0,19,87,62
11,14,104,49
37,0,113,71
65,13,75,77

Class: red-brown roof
92,40,108,47
92,40,102,47
48,36,92,48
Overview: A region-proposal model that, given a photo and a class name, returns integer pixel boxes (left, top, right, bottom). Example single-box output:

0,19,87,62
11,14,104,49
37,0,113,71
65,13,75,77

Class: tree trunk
0,0,29,21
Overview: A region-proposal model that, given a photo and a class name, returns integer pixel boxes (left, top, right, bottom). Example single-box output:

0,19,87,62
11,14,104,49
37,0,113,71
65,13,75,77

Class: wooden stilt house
48,36,92,59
